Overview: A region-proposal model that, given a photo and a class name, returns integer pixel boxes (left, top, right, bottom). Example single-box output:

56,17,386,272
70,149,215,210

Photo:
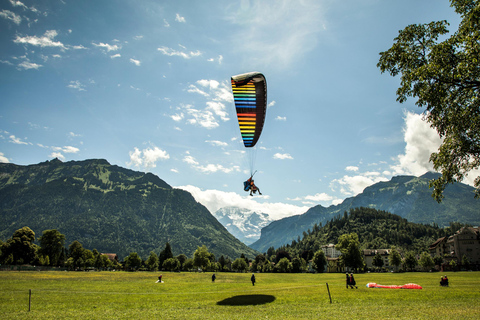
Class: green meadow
1,271,479,319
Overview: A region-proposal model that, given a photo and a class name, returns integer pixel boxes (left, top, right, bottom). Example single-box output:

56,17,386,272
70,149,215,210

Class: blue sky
1,0,472,220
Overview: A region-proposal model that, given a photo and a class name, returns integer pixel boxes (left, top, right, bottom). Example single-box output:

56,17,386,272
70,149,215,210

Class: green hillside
283,207,460,256
251,173,480,252
0,159,258,259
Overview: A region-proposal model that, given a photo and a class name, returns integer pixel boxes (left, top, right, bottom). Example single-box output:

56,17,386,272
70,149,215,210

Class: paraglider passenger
251,273,256,286
246,177,262,196
440,275,449,287
349,273,357,289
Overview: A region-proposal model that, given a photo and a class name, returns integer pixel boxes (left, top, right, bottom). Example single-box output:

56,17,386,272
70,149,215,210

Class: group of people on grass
346,272,357,289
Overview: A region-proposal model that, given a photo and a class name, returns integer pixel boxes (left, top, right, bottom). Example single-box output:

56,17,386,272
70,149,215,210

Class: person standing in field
349,273,357,289
251,273,256,286
212,273,216,282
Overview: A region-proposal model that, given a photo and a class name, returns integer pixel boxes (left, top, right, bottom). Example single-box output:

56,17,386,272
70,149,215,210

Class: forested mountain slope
0,159,258,259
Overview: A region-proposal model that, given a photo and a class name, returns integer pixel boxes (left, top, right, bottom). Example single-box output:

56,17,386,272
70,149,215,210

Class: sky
1,0,475,221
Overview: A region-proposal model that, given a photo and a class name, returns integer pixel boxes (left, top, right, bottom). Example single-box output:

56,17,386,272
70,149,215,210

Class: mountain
213,207,273,245
250,173,480,252
0,159,258,259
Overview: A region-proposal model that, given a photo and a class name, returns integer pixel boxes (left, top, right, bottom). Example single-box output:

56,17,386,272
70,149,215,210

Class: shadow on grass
217,294,276,306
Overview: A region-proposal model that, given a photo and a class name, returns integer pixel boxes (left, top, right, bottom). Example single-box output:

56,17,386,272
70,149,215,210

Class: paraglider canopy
231,72,267,148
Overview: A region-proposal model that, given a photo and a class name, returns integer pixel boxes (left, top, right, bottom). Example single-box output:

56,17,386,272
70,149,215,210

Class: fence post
326,283,332,304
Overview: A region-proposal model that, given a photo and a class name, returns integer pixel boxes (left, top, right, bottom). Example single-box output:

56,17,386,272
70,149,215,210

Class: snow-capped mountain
213,206,273,246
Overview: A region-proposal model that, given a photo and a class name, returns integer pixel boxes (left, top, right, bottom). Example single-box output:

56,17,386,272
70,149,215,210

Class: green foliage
378,0,480,200
275,257,292,273
163,257,180,271
389,247,402,270
336,233,364,271
193,245,213,271
39,229,66,266
403,251,418,271
311,250,326,273
145,251,159,271
419,252,435,271
124,252,142,271
231,258,248,272
373,253,384,268
0,226,38,265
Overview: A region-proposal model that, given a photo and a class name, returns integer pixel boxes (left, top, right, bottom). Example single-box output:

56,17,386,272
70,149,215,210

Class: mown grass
1,271,479,319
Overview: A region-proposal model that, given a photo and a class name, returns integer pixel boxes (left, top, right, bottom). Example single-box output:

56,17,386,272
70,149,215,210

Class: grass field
1,271,479,319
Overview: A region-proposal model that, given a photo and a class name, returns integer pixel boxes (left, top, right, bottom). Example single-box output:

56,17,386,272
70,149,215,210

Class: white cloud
183,155,199,166
275,116,286,121
268,101,276,108
289,192,339,206
0,9,21,24
67,80,86,91
346,166,359,172
17,60,42,70
170,113,184,122
182,154,239,174
206,140,228,147
391,111,442,176
130,58,141,66
14,30,66,49
176,185,308,220
273,153,293,160
163,19,170,27
93,42,121,52
9,135,29,145
0,152,10,163
175,13,186,23
128,146,170,170
50,152,65,160
157,46,201,59
331,173,389,197
110,54,121,59
52,146,79,153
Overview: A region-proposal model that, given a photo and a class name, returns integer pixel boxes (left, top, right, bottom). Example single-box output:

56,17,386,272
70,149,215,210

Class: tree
0,226,39,265
336,233,364,271
176,254,187,270
389,247,402,271
159,242,174,267
372,253,384,269
145,251,160,271
403,251,418,271
163,257,180,271
419,252,435,271
68,240,85,270
312,250,327,273
39,229,66,266
232,258,248,272
377,0,480,201
124,252,142,271
193,245,213,271
275,257,292,273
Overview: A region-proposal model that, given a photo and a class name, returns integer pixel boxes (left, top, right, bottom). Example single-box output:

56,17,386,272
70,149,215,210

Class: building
429,227,480,270
363,249,392,270
321,244,341,258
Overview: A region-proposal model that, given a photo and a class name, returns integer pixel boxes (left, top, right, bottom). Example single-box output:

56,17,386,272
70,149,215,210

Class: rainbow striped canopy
231,72,267,148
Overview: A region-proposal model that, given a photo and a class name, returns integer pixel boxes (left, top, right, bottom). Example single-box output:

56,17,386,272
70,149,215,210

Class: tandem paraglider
231,72,267,196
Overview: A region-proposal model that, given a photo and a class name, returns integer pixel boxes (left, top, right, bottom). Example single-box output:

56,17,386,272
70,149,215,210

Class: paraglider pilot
244,176,262,196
